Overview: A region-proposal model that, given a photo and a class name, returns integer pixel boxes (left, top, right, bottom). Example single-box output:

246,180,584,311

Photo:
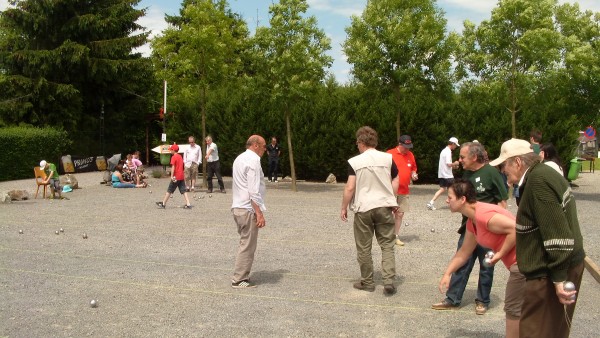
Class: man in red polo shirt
387,135,418,246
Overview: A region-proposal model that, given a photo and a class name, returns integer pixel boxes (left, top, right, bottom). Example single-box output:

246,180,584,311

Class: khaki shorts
504,264,526,319
396,195,410,213
185,163,199,181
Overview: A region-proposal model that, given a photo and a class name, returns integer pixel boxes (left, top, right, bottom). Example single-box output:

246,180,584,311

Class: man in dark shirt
266,137,281,182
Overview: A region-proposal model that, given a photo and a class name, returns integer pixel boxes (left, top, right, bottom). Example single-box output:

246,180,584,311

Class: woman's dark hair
540,143,563,168
115,164,124,173
450,179,477,204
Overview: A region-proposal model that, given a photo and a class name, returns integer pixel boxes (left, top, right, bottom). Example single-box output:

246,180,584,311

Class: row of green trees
1,0,598,183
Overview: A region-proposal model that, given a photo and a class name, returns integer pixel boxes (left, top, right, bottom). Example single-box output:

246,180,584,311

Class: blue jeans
445,231,495,306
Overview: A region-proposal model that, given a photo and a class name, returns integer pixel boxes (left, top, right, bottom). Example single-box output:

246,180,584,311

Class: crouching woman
112,164,146,188
438,179,525,338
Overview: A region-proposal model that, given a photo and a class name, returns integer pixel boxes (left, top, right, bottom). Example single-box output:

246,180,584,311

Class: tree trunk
200,86,207,188
285,108,297,192
510,50,518,138
396,110,401,141
510,75,517,138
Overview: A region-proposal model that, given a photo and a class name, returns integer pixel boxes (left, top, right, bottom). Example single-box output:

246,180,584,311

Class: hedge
0,126,70,181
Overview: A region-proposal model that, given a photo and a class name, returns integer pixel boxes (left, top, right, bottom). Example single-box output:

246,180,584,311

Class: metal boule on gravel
19,229,23,234
55,230,60,235
60,228,64,233
404,222,409,226
83,233,88,239
149,191,152,194
90,299,98,308
430,229,435,233
209,194,212,198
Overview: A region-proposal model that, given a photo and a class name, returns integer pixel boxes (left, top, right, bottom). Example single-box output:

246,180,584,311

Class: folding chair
34,166,50,199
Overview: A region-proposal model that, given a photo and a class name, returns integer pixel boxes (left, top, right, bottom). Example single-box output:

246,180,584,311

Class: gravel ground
1,167,599,337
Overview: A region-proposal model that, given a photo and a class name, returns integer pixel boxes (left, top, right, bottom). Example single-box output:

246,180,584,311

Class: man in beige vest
341,126,399,295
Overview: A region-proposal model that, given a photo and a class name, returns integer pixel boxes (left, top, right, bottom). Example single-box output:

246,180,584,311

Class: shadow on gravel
446,329,503,338
572,191,600,202
253,269,289,285
399,234,420,244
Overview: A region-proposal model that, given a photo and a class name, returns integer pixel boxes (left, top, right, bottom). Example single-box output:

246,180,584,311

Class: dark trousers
520,262,584,338
207,160,224,191
445,231,495,306
268,158,279,181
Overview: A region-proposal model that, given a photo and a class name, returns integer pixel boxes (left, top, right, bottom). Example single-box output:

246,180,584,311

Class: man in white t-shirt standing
184,136,202,192
427,137,460,210
205,135,225,193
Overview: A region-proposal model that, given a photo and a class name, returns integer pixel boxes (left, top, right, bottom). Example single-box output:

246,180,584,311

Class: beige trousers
232,208,259,283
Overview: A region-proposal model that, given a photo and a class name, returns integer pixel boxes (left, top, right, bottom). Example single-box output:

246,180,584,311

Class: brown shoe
475,301,488,315
431,299,459,310
353,281,375,292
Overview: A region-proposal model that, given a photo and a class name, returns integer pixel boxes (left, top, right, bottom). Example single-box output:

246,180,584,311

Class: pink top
132,158,143,168
466,202,517,269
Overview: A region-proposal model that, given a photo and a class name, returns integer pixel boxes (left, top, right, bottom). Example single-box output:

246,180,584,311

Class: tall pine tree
0,0,153,154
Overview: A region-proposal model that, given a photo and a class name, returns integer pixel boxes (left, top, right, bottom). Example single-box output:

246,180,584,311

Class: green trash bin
567,158,581,181
160,153,172,166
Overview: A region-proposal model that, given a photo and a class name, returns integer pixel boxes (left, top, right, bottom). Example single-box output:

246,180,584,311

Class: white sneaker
426,202,436,210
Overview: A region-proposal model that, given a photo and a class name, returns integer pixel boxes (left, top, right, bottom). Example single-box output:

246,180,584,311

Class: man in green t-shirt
40,160,62,199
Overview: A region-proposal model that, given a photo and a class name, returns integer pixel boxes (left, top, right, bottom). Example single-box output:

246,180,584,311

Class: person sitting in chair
39,160,63,199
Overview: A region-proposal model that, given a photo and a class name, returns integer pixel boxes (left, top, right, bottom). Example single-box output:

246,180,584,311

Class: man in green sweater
490,138,585,338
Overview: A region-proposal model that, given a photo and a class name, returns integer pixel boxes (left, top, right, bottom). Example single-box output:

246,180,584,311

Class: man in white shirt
205,135,225,193
230,135,267,288
427,137,460,210
183,136,202,192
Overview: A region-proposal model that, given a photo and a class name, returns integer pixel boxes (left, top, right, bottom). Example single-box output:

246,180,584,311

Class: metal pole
163,80,167,134
100,103,105,155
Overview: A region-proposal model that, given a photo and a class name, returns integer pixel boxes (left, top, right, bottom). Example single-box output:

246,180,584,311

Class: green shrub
0,126,71,181
151,169,164,179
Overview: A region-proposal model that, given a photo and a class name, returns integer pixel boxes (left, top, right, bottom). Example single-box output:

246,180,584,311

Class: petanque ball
83,233,88,239
485,251,494,259
55,230,60,235
430,229,435,233
564,281,577,300
60,228,64,233
19,229,23,234
482,257,493,268
90,299,97,308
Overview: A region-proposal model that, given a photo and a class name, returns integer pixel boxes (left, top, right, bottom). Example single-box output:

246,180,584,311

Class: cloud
438,0,497,15
559,0,600,13
135,5,170,56
137,6,169,40
307,0,364,17
1,0,11,11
